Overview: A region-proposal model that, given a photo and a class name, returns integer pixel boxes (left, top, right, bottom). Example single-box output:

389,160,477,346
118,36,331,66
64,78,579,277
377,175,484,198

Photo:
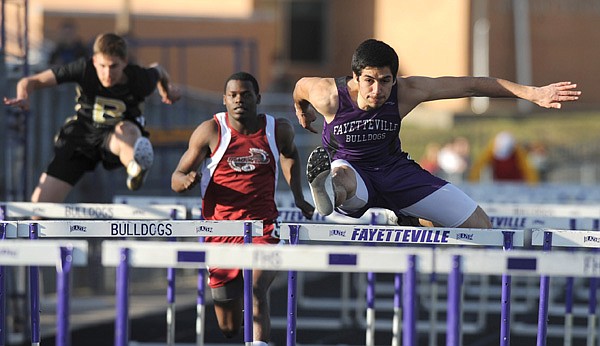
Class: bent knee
458,206,492,228
114,121,141,136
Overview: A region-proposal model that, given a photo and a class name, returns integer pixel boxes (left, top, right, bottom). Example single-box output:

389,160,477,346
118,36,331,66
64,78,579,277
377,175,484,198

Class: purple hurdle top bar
115,248,130,346
29,223,40,346
287,224,300,346
1,223,6,346
56,246,73,346
500,231,515,346
403,254,417,346
243,222,253,345
446,255,461,346
536,231,553,346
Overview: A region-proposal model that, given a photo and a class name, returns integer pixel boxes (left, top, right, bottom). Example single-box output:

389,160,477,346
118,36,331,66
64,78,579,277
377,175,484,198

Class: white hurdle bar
21,220,263,346
89,220,260,346
0,202,186,346
101,240,600,346
0,239,87,346
0,201,187,220
280,223,524,346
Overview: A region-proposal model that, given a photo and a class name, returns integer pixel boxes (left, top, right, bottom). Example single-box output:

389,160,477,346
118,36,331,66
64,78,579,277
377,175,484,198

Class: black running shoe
307,146,333,215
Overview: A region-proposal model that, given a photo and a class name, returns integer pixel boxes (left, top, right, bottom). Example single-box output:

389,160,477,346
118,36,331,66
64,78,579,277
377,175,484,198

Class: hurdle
531,229,600,346
15,218,262,346
99,220,261,346
0,201,186,345
0,237,88,346
100,238,600,346
279,223,524,346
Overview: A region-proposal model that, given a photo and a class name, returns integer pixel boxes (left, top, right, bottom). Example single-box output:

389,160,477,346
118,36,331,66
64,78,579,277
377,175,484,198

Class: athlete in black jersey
4,33,180,202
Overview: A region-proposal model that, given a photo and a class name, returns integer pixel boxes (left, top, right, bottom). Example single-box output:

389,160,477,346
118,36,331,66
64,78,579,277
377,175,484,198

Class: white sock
252,342,268,346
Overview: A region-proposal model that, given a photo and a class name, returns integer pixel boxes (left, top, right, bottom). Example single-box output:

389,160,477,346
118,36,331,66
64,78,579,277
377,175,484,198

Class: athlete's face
354,67,396,110
223,80,261,120
93,53,127,88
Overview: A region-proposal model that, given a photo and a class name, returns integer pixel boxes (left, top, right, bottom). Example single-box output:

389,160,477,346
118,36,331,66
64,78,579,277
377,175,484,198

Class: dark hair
351,39,399,80
93,33,127,59
224,71,260,94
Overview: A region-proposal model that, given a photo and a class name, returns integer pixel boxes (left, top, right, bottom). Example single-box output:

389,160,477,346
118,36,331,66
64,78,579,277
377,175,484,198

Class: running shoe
126,160,148,191
307,146,334,215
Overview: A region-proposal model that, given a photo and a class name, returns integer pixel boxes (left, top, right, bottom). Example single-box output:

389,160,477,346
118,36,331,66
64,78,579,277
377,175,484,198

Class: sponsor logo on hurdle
489,216,527,228
33,207,46,215
110,222,173,236
65,206,114,218
583,235,600,244
70,224,87,233
195,225,213,234
0,248,18,257
456,232,474,241
351,227,450,243
329,229,346,238
532,219,545,225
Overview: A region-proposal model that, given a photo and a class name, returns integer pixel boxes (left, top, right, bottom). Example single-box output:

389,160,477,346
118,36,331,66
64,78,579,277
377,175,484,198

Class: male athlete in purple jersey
293,39,581,228
4,33,180,202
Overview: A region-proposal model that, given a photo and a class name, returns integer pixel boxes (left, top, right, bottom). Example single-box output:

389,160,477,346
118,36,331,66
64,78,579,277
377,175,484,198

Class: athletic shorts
333,154,477,227
46,116,146,185
205,222,278,291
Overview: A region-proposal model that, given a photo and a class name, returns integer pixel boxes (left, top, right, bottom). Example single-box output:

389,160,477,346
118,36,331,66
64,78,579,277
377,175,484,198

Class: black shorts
45,116,146,185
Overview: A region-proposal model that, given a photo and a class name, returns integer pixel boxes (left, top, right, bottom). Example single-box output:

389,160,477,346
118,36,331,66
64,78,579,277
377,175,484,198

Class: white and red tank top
199,112,279,225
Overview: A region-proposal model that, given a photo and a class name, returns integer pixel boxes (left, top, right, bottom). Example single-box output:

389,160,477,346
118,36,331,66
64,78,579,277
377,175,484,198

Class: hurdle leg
1,223,6,346
196,237,206,346
29,224,40,346
447,255,461,346
166,238,176,346
501,231,515,346
365,272,375,346
403,254,417,346
286,224,299,346
537,231,553,346
391,273,402,346
56,246,73,346
115,248,130,346
243,222,253,346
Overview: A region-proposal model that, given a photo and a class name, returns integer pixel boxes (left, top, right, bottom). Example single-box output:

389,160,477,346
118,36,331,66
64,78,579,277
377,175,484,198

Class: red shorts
205,223,279,288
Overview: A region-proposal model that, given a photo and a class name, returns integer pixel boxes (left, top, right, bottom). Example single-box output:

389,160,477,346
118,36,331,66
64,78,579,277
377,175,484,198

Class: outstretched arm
402,76,581,110
171,120,215,193
3,69,57,111
276,118,315,219
150,63,181,105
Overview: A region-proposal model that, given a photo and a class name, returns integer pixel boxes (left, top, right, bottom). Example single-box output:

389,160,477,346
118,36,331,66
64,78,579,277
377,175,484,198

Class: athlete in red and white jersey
172,72,313,345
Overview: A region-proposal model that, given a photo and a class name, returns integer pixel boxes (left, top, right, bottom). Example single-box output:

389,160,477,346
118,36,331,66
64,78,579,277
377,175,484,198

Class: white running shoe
306,146,334,216
126,160,148,191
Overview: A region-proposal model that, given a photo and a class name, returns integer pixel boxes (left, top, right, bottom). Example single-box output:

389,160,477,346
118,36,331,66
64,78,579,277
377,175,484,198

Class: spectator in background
526,140,550,182
469,131,539,184
437,136,471,183
49,20,88,66
419,142,441,175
